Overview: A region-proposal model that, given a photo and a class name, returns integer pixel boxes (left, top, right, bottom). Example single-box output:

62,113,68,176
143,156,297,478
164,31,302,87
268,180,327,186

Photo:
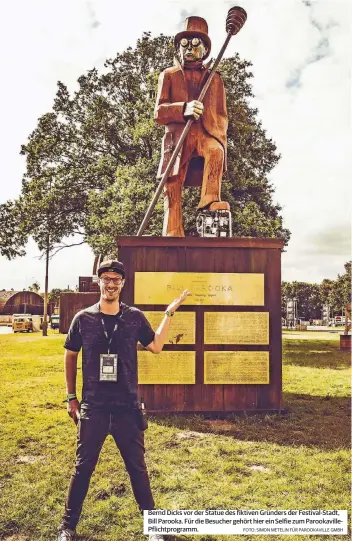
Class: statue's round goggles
180,37,201,48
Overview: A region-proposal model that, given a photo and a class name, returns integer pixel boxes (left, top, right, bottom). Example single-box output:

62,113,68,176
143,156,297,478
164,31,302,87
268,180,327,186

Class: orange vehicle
12,315,33,333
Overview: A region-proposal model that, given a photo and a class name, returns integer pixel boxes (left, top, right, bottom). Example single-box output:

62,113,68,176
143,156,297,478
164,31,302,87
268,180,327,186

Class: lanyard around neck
101,317,119,354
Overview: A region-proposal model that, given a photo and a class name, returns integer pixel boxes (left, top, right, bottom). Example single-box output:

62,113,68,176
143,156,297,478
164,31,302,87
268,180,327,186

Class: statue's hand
184,100,204,120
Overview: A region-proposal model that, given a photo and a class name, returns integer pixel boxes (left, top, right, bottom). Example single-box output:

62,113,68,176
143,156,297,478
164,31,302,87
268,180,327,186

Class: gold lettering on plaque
138,351,195,384
144,311,195,344
204,351,269,384
204,312,269,344
135,272,264,306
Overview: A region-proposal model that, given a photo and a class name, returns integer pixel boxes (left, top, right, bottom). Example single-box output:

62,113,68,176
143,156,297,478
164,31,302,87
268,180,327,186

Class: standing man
57,259,189,541
155,16,229,237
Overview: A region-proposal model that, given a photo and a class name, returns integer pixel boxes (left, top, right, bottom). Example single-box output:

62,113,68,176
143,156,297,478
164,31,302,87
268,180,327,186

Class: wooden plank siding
59,292,99,334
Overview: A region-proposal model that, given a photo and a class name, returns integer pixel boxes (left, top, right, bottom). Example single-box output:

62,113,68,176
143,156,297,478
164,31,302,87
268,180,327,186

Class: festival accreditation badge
99,353,118,382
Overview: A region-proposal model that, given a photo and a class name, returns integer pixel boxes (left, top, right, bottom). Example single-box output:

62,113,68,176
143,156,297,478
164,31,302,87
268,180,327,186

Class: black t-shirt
64,302,155,407
102,313,119,339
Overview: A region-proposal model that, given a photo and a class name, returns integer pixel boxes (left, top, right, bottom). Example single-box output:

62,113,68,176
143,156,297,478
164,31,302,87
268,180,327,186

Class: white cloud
0,0,350,289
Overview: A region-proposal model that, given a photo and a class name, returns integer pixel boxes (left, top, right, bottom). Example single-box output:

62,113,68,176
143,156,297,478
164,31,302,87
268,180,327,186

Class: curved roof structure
0,290,44,315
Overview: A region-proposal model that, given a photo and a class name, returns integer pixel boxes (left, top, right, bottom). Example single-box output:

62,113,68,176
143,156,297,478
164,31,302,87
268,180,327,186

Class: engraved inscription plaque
204,351,269,384
144,311,196,344
204,312,269,344
135,272,264,306
138,351,195,384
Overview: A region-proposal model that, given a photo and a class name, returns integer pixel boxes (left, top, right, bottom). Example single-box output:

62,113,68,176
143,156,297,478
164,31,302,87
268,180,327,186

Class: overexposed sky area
0,0,350,290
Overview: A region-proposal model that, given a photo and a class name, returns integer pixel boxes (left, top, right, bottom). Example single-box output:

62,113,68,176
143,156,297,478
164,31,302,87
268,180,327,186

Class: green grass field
0,331,350,541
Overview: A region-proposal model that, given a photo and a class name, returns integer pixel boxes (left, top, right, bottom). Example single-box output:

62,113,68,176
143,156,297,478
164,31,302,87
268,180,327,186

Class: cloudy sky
0,0,350,291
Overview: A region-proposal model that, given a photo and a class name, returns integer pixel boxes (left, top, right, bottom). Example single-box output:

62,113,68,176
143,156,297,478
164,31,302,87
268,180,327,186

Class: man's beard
102,288,120,302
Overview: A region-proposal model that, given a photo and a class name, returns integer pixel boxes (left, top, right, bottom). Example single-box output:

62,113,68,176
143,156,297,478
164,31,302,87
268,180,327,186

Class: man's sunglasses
180,37,202,48
100,277,124,285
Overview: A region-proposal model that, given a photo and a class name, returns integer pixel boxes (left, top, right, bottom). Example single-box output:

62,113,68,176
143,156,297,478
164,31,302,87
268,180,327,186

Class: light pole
293,297,297,327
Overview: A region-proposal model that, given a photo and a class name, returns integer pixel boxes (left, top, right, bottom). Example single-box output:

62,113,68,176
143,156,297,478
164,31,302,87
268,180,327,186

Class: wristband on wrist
165,310,175,317
63,393,77,403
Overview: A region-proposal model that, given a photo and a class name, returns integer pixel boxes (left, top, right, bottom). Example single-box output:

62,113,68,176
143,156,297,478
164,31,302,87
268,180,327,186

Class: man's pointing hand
167,289,191,313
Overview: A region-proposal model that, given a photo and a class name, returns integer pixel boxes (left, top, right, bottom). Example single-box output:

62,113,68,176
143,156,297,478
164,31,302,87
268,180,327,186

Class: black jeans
61,405,155,530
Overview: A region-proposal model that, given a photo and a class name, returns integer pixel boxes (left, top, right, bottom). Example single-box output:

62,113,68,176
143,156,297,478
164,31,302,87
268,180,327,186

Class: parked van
12,315,33,333
51,314,60,330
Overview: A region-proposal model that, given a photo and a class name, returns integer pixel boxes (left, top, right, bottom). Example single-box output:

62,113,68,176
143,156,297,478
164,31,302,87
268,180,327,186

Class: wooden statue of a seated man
155,16,229,237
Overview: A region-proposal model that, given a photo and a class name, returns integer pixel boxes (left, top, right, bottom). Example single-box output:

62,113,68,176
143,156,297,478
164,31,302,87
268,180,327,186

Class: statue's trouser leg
162,124,204,236
162,172,186,237
197,137,224,209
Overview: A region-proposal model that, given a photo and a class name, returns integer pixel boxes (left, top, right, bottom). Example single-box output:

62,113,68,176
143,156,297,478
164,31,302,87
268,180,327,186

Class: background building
0,290,45,315
78,277,99,292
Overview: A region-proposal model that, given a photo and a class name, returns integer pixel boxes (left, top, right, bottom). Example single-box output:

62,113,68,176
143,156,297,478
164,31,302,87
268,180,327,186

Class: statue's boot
208,201,230,211
163,182,185,237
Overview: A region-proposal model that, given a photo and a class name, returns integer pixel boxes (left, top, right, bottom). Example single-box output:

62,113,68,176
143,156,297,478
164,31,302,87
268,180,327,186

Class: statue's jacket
154,59,228,181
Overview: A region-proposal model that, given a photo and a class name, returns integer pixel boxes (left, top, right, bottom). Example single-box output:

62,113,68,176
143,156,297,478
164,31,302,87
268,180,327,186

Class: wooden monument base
340,334,351,351
118,236,283,413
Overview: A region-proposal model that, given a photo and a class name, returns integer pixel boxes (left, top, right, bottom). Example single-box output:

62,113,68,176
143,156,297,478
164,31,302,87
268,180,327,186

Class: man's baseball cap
97,259,125,279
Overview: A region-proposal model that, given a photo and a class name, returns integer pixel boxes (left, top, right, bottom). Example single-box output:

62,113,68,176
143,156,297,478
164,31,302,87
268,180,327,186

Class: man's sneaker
148,534,165,541
56,529,75,540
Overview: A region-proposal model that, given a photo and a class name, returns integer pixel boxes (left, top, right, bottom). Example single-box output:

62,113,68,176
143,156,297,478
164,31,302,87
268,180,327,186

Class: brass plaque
204,351,269,384
135,272,264,306
204,312,269,344
138,351,195,384
144,311,195,344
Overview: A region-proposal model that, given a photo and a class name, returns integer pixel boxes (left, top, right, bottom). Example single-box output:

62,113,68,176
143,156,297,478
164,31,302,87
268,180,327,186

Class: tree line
26,284,77,305
282,261,351,320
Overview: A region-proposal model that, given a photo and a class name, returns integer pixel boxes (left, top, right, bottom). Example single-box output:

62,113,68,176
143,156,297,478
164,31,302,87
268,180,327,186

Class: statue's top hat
174,16,211,59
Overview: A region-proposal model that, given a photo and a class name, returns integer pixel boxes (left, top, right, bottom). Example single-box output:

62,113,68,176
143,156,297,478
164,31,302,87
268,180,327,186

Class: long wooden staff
136,6,247,236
